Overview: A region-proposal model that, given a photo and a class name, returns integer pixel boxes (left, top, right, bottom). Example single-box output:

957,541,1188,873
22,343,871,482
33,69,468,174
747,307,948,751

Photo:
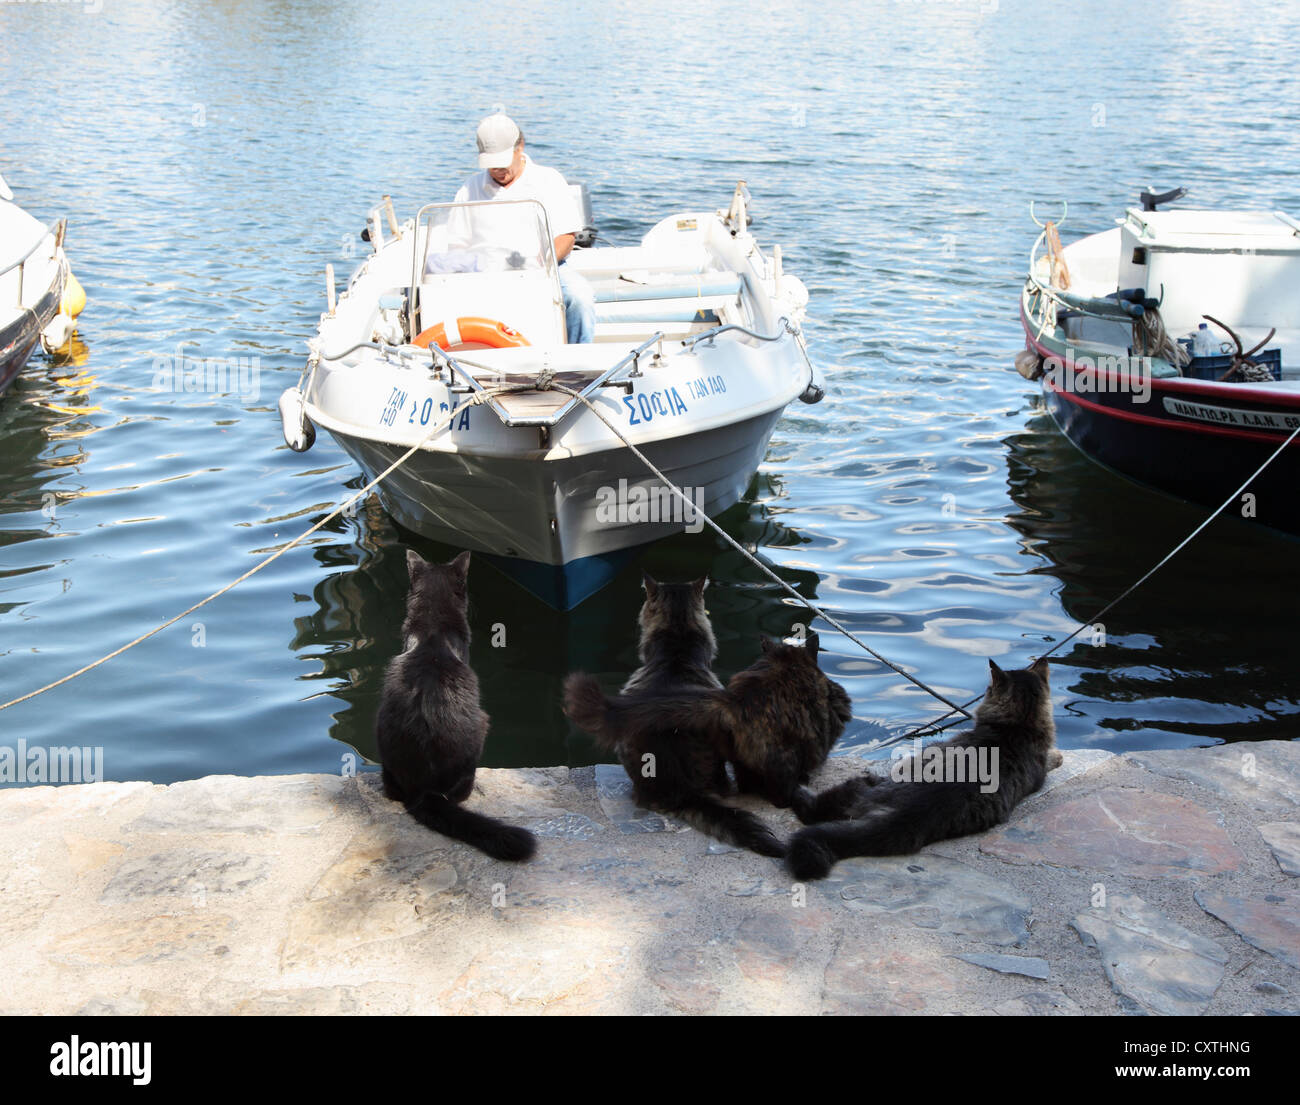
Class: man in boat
445,114,596,344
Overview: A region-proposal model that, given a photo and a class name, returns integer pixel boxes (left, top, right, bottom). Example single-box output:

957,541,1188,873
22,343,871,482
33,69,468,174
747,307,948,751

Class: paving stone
280,828,458,971
725,877,786,897
650,945,721,1013
1072,890,1227,1016
62,833,126,876
1258,822,1300,876
99,850,270,904
817,855,1032,947
982,787,1244,878
1196,889,1300,971
594,763,683,834
438,937,630,1014
990,991,1083,1015
1030,748,1116,800
823,947,957,1014
45,912,237,966
125,773,351,835
1125,741,1300,812
6,763,1297,1015
733,907,829,985
526,813,604,840
956,952,1050,979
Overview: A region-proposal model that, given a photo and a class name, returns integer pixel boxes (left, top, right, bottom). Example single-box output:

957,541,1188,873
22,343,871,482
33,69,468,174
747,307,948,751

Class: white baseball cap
476,114,521,169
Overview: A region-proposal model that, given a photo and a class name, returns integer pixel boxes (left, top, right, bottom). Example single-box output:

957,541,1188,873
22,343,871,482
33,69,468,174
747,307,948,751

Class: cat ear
759,635,775,654
1029,656,1050,685
805,629,820,653
406,548,424,578
692,576,708,597
988,658,1007,688
641,572,658,599
449,550,471,578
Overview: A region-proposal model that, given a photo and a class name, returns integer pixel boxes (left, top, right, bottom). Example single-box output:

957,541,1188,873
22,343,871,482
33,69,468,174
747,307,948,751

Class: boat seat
588,273,742,329
587,273,743,304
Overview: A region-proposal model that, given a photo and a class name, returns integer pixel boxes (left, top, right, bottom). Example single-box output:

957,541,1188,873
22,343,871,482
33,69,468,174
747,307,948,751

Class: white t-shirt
447,154,580,255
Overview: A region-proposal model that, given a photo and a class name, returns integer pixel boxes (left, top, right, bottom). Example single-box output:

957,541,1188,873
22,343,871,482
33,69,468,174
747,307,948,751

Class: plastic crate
1177,339,1282,381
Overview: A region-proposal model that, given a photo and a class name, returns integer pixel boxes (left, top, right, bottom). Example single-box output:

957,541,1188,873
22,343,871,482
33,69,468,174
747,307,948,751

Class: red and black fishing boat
1018,189,1300,535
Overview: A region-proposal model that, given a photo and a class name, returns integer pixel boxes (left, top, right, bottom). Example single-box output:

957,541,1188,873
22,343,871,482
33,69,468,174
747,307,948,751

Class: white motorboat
0,173,84,394
281,182,822,607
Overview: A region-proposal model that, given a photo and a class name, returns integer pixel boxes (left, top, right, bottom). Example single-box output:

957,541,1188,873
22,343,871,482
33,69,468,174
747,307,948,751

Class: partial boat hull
1022,307,1300,536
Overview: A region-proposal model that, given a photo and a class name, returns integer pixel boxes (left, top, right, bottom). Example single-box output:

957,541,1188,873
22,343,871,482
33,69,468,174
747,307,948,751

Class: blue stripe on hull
479,545,643,610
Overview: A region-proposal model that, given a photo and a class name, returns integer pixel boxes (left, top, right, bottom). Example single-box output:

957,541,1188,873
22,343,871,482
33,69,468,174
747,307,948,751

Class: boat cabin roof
1123,208,1300,253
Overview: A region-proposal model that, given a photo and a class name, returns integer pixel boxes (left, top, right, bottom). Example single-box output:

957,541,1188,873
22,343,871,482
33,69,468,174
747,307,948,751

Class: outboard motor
1139,186,1187,212
569,182,597,248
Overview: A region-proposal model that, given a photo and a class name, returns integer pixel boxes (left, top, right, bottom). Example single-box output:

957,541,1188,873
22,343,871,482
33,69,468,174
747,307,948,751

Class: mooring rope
878,419,1300,749
0,383,525,713
7,368,1296,732
547,382,976,719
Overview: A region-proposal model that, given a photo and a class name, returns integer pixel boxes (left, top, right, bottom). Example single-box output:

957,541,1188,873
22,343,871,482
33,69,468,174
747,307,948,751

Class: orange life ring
412,316,531,351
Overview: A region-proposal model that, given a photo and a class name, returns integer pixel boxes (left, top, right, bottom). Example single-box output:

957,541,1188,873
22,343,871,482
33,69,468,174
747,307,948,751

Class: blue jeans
559,263,596,344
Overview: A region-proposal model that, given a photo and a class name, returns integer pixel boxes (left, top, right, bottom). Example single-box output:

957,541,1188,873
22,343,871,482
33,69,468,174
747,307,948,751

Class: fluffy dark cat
564,573,786,857
619,573,722,695
786,657,1059,880
721,631,853,808
376,549,536,862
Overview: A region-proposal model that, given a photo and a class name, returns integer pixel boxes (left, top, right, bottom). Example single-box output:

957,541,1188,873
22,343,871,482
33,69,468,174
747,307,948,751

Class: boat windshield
419,199,557,279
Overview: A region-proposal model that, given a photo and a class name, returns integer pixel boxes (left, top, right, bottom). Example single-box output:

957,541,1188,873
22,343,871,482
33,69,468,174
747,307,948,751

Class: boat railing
680,318,794,350
309,332,667,430
1026,228,1149,329
431,332,666,428
0,217,64,307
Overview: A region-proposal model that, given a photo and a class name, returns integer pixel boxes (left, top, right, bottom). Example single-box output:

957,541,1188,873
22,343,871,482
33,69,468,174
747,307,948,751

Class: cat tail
786,806,929,880
676,794,786,858
562,672,619,751
406,791,536,862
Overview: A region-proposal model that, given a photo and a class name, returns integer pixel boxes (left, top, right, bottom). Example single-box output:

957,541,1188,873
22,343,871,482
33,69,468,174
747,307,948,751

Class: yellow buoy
61,269,86,319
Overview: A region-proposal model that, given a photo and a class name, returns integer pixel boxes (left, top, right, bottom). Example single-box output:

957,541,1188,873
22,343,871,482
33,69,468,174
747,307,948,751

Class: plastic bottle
1192,322,1217,358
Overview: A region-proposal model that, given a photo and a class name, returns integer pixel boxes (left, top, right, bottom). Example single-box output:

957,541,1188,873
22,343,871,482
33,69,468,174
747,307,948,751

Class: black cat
564,574,785,857
721,631,853,808
376,550,535,862
786,658,1059,880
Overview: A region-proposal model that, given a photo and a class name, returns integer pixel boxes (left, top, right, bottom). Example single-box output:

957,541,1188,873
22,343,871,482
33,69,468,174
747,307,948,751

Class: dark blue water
3,0,1299,782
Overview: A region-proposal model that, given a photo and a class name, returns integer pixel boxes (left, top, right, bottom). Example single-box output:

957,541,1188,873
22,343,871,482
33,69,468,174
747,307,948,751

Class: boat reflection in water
291,472,845,769
1004,399,1300,747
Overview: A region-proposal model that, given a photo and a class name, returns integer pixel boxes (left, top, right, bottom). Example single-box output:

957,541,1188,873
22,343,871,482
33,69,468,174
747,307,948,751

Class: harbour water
3,0,1299,781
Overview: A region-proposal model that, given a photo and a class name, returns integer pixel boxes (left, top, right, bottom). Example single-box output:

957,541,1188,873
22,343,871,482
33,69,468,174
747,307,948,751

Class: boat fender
40,312,75,353
278,387,316,452
1014,348,1043,381
413,317,530,351
61,270,86,319
799,382,825,405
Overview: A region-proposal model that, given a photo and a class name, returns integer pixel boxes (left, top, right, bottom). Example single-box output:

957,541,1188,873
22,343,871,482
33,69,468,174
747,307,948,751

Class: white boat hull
293,188,818,606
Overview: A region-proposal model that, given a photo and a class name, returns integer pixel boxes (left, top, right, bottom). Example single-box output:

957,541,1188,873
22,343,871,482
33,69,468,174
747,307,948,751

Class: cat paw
1048,750,1064,770
790,786,818,824
786,831,835,881
754,831,788,859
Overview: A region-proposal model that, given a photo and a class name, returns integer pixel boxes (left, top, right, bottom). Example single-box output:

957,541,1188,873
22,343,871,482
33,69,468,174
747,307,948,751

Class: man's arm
553,233,575,263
